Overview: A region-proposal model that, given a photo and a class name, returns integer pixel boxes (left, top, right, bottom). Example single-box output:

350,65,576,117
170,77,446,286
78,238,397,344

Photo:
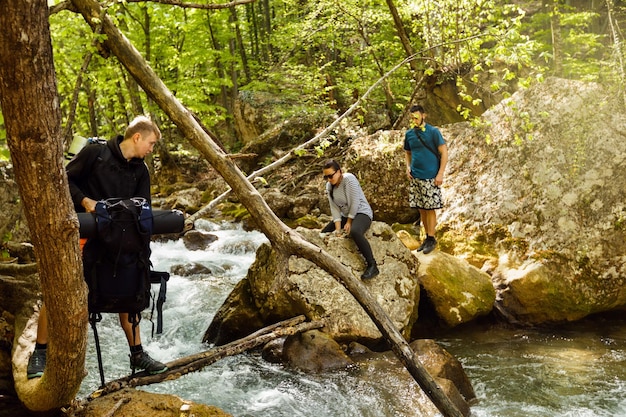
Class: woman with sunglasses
321,159,379,280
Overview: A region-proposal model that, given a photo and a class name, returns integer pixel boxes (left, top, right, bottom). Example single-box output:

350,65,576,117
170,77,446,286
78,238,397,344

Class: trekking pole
89,313,106,388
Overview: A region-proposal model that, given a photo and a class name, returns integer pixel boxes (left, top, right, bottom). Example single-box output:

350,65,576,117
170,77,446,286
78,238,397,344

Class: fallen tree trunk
70,2,465,415
89,316,322,397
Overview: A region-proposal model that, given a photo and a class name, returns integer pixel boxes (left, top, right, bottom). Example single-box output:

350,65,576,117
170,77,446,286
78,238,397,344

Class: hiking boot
422,237,437,255
130,351,168,375
27,348,47,379
416,240,427,252
361,264,380,280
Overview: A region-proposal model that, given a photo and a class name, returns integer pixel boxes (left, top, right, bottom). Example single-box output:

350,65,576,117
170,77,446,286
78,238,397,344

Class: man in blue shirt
404,105,448,254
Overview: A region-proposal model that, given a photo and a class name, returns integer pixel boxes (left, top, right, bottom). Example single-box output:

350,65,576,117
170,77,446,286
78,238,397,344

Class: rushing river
77,220,626,417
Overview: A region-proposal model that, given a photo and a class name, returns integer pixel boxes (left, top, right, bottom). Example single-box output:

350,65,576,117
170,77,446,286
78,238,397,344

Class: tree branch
89,316,322,397
52,0,257,15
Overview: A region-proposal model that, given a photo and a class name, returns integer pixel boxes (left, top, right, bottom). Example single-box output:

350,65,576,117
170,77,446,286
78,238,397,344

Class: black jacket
66,135,151,212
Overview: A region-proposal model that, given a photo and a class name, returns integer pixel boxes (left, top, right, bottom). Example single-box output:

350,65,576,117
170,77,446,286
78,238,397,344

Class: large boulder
491,255,626,323
349,339,476,417
206,222,421,345
267,77,626,325
249,222,420,344
439,77,626,324
416,251,496,327
343,131,418,224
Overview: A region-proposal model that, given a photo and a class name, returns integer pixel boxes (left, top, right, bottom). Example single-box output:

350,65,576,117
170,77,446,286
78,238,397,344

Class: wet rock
350,339,475,417
411,339,476,404
416,251,495,327
70,387,232,417
171,262,212,277
283,330,354,372
182,229,218,251
261,337,286,364
202,278,265,346
164,187,203,212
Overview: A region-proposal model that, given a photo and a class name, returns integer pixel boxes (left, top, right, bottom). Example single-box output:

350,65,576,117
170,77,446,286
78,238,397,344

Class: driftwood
89,315,323,399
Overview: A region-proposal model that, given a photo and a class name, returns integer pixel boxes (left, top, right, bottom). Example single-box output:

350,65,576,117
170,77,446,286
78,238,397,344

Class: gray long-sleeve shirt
326,172,373,222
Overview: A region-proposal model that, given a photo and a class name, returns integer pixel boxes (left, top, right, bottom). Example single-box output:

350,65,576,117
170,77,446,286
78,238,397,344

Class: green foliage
314,135,336,157
0,111,8,161
6,0,618,153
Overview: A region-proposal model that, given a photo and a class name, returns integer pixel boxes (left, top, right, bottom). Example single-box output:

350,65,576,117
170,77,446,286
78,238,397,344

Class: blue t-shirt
404,124,445,179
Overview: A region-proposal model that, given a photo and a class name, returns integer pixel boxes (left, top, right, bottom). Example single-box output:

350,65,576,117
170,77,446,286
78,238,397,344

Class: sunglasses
323,171,338,180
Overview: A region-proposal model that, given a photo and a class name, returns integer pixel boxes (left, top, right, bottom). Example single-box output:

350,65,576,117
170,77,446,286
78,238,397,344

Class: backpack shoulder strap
413,127,441,160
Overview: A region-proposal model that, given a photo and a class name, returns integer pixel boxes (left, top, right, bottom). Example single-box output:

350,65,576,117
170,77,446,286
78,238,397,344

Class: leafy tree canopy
0,0,623,159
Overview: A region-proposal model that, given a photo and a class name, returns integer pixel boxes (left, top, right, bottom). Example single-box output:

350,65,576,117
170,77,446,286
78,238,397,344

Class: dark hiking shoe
416,240,426,252
27,348,47,379
422,237,437,255
130,351,168,375
361,264,380,280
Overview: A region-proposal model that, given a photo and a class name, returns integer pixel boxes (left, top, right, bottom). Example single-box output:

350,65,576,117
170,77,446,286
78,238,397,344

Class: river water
78,220,626,417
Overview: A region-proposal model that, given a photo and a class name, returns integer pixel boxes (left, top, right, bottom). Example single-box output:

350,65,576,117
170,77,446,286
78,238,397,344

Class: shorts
408,177,443,210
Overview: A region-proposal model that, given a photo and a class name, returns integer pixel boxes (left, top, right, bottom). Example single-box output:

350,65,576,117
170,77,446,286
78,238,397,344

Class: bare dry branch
88,316,323,397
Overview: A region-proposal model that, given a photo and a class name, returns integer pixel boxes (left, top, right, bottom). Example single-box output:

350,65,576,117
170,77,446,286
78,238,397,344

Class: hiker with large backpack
27,115,168,379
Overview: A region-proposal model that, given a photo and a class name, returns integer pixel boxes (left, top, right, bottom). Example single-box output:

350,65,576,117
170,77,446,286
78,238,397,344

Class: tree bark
230,5,251,83
69,1,464,415
548,0,563,77
385,0,419,74
0,0,88,412
62,48,94,146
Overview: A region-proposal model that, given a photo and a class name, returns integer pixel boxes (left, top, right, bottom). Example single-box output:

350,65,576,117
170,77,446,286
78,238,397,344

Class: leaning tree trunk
385,0,419,74
70,1,464,416
0,0,88,412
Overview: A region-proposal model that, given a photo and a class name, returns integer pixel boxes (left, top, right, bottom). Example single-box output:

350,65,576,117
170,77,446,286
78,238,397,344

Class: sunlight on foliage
3,0,613,155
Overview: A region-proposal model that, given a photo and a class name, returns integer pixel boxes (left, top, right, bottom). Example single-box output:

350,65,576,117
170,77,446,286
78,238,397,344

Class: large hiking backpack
85,197,153,315
84,197,171,386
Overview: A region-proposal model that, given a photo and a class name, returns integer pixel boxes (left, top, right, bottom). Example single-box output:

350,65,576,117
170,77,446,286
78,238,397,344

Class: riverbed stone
70,387,232,417
182,229,218,251
205,222,421,345
282,329,354,372
411,339,476,404
350,338,474,417
416,251,496,327
491,255,619,324
246,222,421,344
